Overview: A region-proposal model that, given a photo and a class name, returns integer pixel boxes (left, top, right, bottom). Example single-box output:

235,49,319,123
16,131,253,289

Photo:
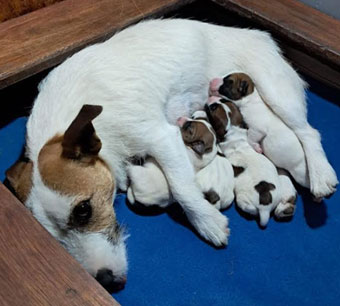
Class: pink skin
177,116,189,128
207,96,221,105
209,78,224,96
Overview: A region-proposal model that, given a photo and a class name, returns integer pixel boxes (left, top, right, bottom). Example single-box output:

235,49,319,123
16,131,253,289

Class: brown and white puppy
6,105,127,293
205,99,282,227
127,112,220,207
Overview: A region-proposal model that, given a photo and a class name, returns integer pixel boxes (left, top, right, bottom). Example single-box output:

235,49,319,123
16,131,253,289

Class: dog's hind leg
148,124,229,246
245,49,338,199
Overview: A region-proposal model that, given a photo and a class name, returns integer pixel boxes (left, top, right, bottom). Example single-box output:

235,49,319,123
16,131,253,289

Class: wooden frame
1,0,339,304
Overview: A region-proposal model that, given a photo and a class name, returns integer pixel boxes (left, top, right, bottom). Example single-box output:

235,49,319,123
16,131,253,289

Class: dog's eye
72,200,92,226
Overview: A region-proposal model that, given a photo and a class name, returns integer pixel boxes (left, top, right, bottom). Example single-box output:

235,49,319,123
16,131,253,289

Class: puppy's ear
62,105,103,163
5,159,33,203
191,141,205,156
225,102,246,128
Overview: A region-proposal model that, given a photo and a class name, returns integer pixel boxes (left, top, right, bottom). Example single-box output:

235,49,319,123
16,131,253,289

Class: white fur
25,19,337,263
217,103,281,226
275,170,297,218
226,86,310,189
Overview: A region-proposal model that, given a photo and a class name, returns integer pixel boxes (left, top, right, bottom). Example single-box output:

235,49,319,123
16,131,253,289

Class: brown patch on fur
38,134,116,233
204,189,220,205
254,181,276,205
5,159,33,203
224,101,247,129
232,165,245,177
219,73,255,100
205,103,229,142
181,121,215,156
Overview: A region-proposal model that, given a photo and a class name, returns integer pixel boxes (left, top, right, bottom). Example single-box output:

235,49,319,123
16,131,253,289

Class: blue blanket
1,83,339,306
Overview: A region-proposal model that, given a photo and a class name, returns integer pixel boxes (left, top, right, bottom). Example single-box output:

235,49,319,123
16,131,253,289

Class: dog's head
205,97,246,141
177,111,217,169
6,105,127,293
210,72,254,100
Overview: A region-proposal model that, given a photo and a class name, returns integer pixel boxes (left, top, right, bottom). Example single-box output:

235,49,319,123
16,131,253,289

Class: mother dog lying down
6,19,338,287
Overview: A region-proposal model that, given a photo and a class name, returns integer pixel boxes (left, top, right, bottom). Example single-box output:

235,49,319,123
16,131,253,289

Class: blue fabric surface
0,88,339,306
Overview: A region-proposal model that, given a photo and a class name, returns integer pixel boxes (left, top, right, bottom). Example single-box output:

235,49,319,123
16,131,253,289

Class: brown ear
62,105,103,162
225,102,247,128
5,159,33,203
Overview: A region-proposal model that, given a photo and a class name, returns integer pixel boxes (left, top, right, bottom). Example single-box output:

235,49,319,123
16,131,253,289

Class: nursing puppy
127,111,234,212
6,19,337,285
210,73,309,195
206,99,281,226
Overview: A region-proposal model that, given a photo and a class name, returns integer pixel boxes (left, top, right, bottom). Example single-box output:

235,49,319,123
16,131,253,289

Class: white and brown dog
5,19,337,289
210,73,309,191
127,111,234,212
206,99,283,226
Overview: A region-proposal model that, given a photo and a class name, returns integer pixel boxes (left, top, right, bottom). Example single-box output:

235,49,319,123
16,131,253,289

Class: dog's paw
189,203,230,247
274,202,296,218
252,143,263,154
310,164,338,199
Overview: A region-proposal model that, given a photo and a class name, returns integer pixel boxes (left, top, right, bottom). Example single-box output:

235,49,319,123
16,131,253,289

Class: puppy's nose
209,78,223,95
177,116,188,127
95,268,127,293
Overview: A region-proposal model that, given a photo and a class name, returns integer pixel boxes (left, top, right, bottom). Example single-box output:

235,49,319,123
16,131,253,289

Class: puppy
210,73,310,199
6,19,337,283
127,111,234,211
206,99,281,226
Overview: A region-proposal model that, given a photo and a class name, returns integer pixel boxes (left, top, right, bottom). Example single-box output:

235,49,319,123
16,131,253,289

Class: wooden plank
0,0,64,22
0,0,194,89
0,182,118,306
211,0,340,69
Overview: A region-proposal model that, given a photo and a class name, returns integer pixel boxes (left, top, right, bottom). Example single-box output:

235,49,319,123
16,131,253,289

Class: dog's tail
127,187,135,204
259,209,270,227
254,181,276,205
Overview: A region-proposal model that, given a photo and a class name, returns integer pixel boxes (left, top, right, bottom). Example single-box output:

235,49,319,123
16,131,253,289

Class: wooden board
0,183,118,306
212,0,340,69
0,0,194,89
0,0,64,22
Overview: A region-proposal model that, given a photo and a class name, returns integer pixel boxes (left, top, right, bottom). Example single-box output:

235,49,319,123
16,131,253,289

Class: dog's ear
5,159,33,203
225,102,246,128
62,105,103,163
191,141,205,156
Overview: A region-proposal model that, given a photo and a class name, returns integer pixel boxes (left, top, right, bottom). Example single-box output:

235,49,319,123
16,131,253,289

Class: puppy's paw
252,143,263,154
274,201,296,218
310,163,338,199
189,203,230,247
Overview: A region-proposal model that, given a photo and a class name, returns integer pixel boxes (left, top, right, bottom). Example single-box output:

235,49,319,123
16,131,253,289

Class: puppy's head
6,105,127,293
177,112,217,168
205,97,247,141
210,73,254,100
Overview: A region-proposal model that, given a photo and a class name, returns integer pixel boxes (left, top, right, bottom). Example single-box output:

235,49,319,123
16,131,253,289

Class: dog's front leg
149,124,229,246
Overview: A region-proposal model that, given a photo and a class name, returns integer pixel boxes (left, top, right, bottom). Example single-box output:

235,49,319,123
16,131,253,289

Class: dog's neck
219,126,249,153
231,88,261,108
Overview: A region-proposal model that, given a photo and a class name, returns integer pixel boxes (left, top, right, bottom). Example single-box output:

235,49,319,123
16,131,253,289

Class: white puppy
209,73,309,193
6,19,337,284
127,111,234,211
206,99,282,226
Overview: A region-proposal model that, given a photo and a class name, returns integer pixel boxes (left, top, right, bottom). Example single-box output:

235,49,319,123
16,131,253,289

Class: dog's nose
95,268,127,293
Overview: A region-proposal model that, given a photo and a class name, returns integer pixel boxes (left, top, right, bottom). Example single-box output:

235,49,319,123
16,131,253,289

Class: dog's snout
95,268,127,293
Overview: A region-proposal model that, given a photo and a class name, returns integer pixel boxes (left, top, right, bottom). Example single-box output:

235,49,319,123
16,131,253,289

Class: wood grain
0,0,64,22
212,0,340,69
0,0,194,89
0,183,118,306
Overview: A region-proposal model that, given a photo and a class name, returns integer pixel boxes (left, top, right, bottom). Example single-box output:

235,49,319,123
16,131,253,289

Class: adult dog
6,19,338,290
